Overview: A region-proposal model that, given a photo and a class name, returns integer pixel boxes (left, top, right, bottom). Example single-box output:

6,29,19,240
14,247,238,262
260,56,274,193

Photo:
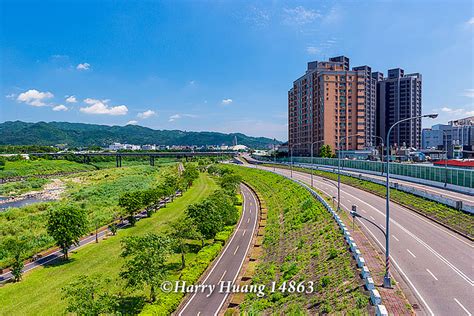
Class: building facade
374,68,423,149
288,56,374,156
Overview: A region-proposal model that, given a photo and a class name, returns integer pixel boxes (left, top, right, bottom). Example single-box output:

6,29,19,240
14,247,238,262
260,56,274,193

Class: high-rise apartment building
288,56,375,156
373,68,423,148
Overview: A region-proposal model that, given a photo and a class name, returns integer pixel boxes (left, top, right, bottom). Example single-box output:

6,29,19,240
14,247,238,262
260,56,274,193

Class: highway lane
178,183,259,316
245,162,473,316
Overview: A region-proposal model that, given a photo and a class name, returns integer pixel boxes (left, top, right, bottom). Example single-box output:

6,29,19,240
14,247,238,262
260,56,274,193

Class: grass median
0,173,217,315
225,165,370,314
264,163,474,239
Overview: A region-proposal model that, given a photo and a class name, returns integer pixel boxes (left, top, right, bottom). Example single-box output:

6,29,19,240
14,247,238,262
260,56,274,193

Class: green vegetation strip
0,159,97,179
0,173,217,315
266,164,474,239
225,165,369,314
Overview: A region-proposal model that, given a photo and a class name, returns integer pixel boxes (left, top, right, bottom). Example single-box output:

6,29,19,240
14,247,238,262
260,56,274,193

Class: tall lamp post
289,143,301,178
337,134,359,212
442,130,449,187
383,113,438,288
372,135,385,163
310,139,326,187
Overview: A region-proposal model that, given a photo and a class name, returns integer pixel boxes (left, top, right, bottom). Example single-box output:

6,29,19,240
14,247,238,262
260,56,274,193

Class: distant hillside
0,121,281,149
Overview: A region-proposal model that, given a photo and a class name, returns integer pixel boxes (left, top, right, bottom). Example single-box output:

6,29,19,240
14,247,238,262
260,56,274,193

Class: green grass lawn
0,165,172,269
0,159,97,179
0,173,217,315
225,165,369,314
265,163,474,239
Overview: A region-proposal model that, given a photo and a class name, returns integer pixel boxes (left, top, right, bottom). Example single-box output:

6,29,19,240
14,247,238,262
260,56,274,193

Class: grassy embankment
0,173,218,315
225,165,370,314
0,165,170,269
265,163,474,239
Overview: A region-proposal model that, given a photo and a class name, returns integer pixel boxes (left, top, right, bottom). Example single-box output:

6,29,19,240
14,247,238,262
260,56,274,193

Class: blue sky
1,0,473,140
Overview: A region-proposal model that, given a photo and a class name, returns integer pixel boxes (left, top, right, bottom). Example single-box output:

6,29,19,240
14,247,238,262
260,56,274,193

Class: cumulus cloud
80,98,128,115
283,6,321,25
65,95,77,103
126,120,138,125
440,106,473,117
467,17,474,25
52,104,68,111
76,63,91,70
137,110,156,119
221,98,233,105
168,113,197,122
17,89,54,107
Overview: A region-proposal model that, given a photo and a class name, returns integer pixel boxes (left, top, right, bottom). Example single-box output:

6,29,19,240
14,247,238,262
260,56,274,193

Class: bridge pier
116,155,122,167
150,156,155,166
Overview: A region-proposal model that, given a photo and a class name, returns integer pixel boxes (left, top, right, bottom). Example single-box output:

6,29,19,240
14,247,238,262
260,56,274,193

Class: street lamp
383,113,438,288
337,134,360,212
442,130,449,188
289,143,302,178
372,135,385,163
310,139,326,187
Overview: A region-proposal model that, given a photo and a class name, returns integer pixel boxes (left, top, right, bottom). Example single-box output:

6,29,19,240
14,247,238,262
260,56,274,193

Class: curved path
245,162,473,316
178,183,259,316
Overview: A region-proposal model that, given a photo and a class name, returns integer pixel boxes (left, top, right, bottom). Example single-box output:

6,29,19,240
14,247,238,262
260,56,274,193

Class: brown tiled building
288,56,376,156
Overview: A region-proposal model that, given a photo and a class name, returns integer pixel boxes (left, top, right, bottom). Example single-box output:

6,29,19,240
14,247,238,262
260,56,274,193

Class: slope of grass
225,165,369,314
265,164,474,239
0,159,97,179
0,165,170,269
0,173,217,315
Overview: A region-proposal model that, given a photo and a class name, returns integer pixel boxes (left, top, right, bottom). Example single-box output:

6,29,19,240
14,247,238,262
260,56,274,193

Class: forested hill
0,121,280,148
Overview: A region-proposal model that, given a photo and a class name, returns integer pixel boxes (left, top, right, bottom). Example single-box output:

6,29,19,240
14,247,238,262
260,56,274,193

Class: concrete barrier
350,242,358,252
365,277,375,290
370,289,382,305
361,266,370,279
376,304,388,316
347,237,354,245
353,248,361,260
357,256,366,268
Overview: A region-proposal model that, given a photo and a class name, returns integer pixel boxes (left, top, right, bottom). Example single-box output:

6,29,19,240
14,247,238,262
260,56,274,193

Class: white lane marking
361,209,367,213
247,217,250,223
454,298,472,316
426,269,438,281
233,246,239,255
380,225,385,230
347,199,351,203
407,249,417,258
214,186,259,316
180,185,255,315
242,230,246,237
197,312,201,316
219,270,227,283
392,235,400,242
370,216,376,221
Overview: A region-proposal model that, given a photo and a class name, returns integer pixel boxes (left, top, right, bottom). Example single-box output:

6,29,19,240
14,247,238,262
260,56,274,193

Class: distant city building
288,56,375,156
374,68,422,149
422,116,473,158
141,144,156,150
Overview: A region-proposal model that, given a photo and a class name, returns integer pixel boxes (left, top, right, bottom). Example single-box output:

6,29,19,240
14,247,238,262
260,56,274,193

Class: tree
319,145,333,158
4,237,27,282
46,205,88,260
120,233,172,302
218,173,242,193
182,164,199,189
118,191,143,226
163,174,179,201
169,218,202,268
62,274,118,315
208,191,239,226
186,200,223,245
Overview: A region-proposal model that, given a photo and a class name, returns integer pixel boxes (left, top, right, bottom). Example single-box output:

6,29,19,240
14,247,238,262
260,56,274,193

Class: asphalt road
178,184,259,316
242,160,473,316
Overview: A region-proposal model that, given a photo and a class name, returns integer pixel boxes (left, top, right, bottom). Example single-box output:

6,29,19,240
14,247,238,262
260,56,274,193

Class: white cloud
168,113,197,122
17,89,54,107
461,89,474,98
5,93,16,99
467,17,474,25
80,98,128,115
65,95,77,103
76,63,91,70
126,120,138,125
283,6,321,25
306,46,321,54
52,104,68,111
221,98,233,105
245,6,271,27
137,110,156,119
439,106,473,117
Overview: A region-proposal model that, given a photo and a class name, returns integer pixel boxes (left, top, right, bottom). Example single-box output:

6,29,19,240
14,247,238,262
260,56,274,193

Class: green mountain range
0,121,281,148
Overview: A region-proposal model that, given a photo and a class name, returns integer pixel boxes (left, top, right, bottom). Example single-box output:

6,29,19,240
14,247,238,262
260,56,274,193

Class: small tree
169,218,201,268
46,205,88,259
120,233,172,302
118,191,143,226
5,237,27,282
62,274,118,315
164,174,179,201
219,173,242,193
186,200,223,246
319,145,333,158
182,164,199,189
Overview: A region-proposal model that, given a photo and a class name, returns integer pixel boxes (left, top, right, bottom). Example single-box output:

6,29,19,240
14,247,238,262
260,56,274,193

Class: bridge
29,151,238,167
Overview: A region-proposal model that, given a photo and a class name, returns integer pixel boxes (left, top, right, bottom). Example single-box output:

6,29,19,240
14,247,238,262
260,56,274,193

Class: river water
0,196,52,210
